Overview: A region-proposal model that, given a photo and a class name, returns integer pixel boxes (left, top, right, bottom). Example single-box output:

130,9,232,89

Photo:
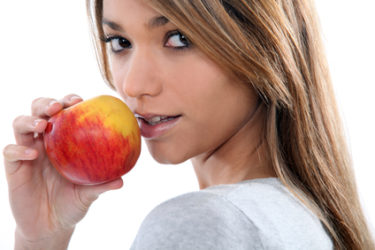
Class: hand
3,94,124,249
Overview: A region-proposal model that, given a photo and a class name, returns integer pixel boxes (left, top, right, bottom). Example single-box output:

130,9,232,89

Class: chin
146,141,190,165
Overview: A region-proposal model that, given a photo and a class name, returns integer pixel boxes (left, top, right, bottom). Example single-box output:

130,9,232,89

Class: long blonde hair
86,0,374,249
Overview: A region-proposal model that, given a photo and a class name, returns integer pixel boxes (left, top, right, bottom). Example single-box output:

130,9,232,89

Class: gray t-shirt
131,177,333,250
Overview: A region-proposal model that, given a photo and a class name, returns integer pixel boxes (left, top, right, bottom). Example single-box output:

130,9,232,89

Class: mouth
134,113,182,139
135,114,182,126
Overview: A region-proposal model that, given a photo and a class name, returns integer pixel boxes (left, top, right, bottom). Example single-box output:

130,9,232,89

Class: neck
191,104,276,189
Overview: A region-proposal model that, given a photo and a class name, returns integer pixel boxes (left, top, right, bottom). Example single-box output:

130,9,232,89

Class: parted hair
86,0,374,249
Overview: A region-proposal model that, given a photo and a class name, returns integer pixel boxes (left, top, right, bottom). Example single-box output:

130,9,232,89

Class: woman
3,0,374,249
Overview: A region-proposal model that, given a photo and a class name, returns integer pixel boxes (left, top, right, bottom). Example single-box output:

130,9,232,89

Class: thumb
77,178,124,207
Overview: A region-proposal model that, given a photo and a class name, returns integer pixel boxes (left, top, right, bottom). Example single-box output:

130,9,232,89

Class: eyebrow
102,16,169,32
148,16,169,29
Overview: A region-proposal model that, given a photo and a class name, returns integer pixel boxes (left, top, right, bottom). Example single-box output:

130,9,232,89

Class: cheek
111,60,126,91
181,65,257,151
148,69,256,164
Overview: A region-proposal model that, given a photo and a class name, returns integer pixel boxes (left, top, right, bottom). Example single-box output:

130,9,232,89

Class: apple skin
43,95,141,185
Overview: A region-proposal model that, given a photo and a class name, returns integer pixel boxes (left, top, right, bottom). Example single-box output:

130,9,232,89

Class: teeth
147,116,175,125
135,114,179,125
149,116,164,123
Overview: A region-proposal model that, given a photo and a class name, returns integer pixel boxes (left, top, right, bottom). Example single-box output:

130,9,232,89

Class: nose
121,49,162,99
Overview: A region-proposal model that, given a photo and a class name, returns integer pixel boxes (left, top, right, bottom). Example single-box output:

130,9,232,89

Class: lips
138,115,181,126
135,113,181,139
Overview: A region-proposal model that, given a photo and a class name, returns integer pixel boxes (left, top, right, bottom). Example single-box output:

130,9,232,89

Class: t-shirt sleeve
130,192,263,250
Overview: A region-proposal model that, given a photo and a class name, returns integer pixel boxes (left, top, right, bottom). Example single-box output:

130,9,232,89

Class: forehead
102,0,160,21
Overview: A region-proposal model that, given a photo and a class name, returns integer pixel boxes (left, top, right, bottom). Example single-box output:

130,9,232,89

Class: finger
13,116,48,145
31,97,63,118
77,178,124,207
59,94,83,108
13,116,48,135
3,144,38,175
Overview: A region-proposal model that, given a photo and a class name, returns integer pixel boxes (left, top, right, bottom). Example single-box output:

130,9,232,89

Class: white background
0,1,374,249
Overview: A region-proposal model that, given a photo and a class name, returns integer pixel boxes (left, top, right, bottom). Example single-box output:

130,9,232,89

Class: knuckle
12,115,26,128
65,93,76,99
31,97,59,116
61,95,72,103
32,97,56,111
31,97,44,107
64,94,81,103
3,144,14,158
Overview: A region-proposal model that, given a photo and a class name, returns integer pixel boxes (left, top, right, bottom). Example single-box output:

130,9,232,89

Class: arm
14,227,74,250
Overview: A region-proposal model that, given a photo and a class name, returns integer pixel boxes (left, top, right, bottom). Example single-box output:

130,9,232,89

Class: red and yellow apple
43,95,141,185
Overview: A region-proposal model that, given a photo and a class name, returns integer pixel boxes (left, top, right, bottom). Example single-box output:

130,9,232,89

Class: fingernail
33,132,39,139
25,149,35,155
70,95,81,102
32,119,43,128
48,100,59,108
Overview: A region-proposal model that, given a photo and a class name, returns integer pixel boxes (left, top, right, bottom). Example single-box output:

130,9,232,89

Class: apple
43,95,141,185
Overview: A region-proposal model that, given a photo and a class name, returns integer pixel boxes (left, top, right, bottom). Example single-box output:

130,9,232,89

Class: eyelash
164,30,191,50
103,36,131,53
101,30,191,54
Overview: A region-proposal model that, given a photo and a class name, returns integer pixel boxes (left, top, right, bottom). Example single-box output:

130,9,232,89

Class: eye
165,31,190,49
103,36,131,53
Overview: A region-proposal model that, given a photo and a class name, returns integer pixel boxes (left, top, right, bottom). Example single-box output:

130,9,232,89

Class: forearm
14,227,75,250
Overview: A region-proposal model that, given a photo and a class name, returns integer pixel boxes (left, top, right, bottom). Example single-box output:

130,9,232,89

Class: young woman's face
102,0,259,164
